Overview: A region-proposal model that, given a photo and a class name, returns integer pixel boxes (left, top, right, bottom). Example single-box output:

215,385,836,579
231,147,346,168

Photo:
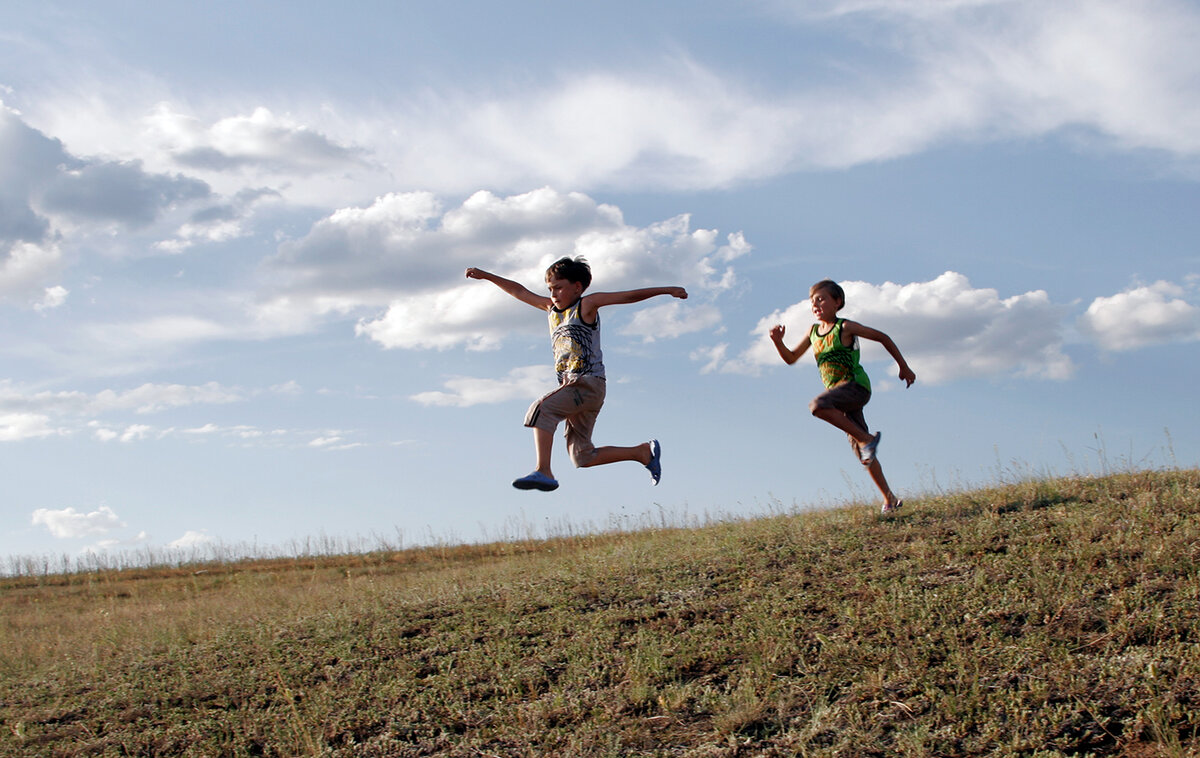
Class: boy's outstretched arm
465,267,551,310
769,324,810,365
844,321,917,387
581,286,687,320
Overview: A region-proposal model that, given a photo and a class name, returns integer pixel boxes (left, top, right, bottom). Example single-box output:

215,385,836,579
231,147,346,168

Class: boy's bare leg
533,427,555,479
580,442,652,467
812,407,874,445
866,459,901,508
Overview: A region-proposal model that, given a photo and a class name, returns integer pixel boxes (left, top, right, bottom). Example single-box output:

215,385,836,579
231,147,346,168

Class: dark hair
546,256,592,290
810,279,845,308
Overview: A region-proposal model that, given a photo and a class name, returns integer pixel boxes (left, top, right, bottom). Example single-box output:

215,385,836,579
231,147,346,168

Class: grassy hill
2,469,1198,757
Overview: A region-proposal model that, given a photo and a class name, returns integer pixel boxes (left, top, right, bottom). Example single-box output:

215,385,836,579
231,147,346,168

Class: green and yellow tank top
809,319,870,391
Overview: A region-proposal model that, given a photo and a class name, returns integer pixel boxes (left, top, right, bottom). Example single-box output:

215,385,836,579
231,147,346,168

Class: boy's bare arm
581,286,687,320
465,267,551,310
844,321,916,386
769,324,810,365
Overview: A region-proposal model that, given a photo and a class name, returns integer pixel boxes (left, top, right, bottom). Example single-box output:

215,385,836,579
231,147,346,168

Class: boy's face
547,276,585,309
810,287,843,323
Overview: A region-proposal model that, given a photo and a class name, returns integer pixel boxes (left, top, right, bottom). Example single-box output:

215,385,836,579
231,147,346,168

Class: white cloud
285,188,748,351
91,381,243,414
307,433,365,450
90,422,154,443
767,1,1200,161
411,365,550,408
14,1,1200,207
120,424,152,442
86,531,150,553
0,242,64,306
0,381,245,445
34,284,68,311
168,530,214,549
308,435,343,447
32,505,125,539
148,104,368,175
0,412,61,441
0,102,216,304
691,343,729,375
622,301,723,342
83,316,235,352
719,271,1073,383
1077,280,1200,351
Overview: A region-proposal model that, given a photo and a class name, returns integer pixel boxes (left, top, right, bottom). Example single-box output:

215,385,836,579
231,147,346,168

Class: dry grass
2,469,1198,756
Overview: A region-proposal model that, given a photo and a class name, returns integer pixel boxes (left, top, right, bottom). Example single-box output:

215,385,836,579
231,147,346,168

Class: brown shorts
810,381,871,459
524,375,607,467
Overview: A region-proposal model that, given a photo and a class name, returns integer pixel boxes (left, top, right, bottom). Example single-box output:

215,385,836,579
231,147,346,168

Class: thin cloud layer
0,380,244,418
18,1,1200,206
410,366,549,408
148,105,368,175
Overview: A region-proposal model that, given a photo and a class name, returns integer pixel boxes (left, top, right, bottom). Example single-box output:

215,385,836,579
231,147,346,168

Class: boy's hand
769,324,786,342
899,365,916,387
670,287,688,299
464,267,486,280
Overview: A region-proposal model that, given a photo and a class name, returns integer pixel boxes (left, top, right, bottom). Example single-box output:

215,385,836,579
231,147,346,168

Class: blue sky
2,0,1198,565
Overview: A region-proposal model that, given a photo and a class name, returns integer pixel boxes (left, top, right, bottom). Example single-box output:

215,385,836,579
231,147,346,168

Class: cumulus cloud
32,505,125,539
0,104,73,303
260,187,746,350
716,271,1074,384
0,102,214,303
410,365,550,408
1077,280,1200,351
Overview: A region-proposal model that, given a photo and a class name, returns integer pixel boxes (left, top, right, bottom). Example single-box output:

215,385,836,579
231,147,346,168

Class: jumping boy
465,257,688,492
769,279,916,513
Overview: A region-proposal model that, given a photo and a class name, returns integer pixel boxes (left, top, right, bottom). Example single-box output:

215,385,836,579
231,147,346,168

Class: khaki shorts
810,381,871,459
524,375,607,467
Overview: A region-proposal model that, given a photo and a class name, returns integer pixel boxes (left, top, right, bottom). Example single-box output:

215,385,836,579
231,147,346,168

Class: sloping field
2,470,1198,756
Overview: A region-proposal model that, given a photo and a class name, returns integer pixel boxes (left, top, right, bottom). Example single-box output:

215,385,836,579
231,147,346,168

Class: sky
2,0,1198,567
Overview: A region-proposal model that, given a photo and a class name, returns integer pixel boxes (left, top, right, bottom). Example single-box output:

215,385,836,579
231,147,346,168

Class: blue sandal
512,471,559,491
646,439,662,485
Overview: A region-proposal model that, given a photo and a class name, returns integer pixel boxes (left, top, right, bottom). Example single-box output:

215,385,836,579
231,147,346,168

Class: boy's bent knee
570,447,599,468
573,454,598,468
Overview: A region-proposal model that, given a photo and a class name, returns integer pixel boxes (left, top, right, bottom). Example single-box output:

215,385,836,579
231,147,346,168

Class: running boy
769,279,916,513
465,257,688,492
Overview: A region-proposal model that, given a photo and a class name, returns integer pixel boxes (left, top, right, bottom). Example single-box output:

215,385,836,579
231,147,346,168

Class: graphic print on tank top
549,302,605,382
